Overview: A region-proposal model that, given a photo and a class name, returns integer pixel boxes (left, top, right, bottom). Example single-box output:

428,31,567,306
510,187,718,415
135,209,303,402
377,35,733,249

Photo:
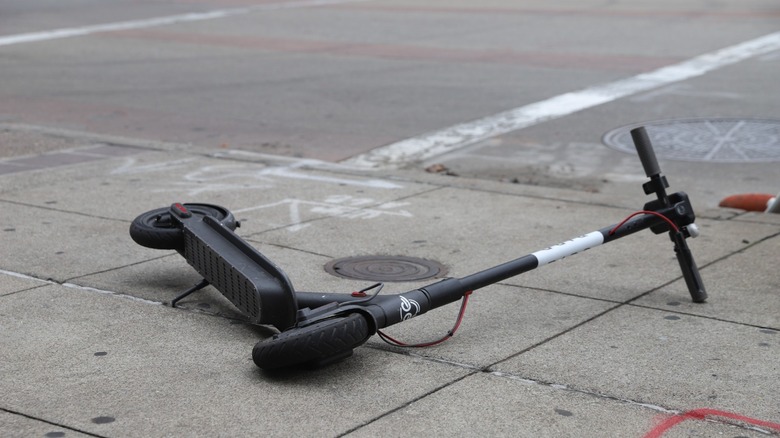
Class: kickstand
171,279,209,308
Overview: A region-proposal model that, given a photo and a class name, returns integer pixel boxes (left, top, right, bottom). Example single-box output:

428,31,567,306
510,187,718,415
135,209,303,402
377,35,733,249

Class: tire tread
253,313,370,370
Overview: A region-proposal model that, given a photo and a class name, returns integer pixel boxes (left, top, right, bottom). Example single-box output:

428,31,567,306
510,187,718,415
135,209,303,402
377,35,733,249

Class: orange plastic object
718,193,774,212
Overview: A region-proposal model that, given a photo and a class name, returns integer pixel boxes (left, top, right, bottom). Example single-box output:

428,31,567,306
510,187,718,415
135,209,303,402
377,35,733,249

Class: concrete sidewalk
1,127,779,437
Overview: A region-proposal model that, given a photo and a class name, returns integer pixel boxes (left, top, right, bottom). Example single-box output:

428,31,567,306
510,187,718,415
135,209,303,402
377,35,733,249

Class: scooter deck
183,215,298,330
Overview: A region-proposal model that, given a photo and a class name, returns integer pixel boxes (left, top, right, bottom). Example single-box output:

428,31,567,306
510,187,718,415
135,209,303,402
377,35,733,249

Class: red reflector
170,203,192,218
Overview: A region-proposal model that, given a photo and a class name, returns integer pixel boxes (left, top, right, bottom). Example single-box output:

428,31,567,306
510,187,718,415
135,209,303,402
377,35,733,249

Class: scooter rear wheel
129,203,236,250
253,313,370,370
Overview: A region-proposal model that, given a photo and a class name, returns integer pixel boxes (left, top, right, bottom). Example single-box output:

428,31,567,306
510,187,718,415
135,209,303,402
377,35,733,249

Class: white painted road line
343,31,780,169
0,9,249,47
0,0,371,47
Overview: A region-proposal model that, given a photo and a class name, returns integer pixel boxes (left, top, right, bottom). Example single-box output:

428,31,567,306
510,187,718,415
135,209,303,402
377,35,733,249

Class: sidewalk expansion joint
0,142,148,176
488,369,676,414
483,370,777,435
0,269,163,306
364,344,484,372
335,372,477,437
0,199,130,223
626,302,780,332
0,406,107,438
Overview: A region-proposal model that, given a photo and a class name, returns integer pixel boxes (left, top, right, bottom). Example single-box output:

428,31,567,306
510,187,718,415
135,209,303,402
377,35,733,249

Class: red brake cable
609,210,679,236
377,291,472,348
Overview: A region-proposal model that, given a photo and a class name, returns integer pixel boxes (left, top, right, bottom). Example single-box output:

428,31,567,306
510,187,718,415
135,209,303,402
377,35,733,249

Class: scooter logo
399,296,421,320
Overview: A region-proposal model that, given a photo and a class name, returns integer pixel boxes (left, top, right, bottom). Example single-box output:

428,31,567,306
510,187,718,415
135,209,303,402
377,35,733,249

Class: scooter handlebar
631,126,662,178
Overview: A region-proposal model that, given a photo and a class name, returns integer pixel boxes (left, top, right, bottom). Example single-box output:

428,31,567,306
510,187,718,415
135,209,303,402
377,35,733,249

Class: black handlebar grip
630,127,661,177
252,312,371,370
672,232,708,303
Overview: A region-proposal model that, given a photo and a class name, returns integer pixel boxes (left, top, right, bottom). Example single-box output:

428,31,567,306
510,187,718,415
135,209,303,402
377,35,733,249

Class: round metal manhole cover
603,118,780,163
324,255,448,282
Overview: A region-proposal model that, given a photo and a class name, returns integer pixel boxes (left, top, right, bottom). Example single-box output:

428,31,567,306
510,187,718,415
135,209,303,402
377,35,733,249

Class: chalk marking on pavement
342,31,780,169
0,0,371,47
234,196,413,232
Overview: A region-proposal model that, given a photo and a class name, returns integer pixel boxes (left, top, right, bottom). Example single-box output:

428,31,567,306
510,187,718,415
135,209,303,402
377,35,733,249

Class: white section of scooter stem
766,194,780,213
532,231,605,266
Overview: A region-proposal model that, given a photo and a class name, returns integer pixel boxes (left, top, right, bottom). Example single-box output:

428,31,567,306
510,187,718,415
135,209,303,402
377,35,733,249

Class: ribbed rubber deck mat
184,229,261,320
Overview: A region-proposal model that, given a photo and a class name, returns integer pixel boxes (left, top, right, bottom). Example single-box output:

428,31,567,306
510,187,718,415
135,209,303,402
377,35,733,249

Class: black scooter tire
253,313,371,370
129,203,236,250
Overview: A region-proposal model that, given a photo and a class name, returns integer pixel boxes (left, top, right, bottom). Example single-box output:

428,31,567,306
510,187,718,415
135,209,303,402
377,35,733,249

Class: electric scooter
130,127,706,370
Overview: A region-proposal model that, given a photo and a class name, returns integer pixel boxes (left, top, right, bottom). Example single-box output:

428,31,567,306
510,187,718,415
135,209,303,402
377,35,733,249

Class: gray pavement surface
2,1,779,437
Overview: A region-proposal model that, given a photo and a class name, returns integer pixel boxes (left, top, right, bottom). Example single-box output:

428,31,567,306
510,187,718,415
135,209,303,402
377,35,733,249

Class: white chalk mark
110,157,197,175
234,196,412,232
262,167,403,189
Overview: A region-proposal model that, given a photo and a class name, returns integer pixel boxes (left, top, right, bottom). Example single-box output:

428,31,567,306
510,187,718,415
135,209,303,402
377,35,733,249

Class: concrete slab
732,211,780,226
0,202,165,282
493,305,780,421
254,185,631,267
253,186,777,303
347,371,772,438
75,238,419,306
68,253,248,320
426,119,780,215
390,161,748,226
69,245,367,321
513,214,779,303
0,126,91,160
71,237,613,368
0,271,48,296
365,285,614,368
0,410,93,438
0,149,432,231
636,234,780,328
0,284,470,437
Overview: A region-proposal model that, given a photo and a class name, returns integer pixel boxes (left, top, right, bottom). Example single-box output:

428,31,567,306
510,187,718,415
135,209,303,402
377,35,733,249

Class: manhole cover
603,118,780,163
324,255,448,282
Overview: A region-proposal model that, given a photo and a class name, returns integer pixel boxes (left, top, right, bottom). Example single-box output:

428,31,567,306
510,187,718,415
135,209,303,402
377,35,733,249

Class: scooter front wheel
253,313,371,370
129,203,237,250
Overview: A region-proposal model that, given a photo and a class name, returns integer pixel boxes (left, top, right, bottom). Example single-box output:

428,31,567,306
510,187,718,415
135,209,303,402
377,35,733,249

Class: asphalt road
1,0,779,201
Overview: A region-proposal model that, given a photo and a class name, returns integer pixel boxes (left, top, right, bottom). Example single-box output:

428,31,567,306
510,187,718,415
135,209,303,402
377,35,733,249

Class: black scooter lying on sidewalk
130,127,706,370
